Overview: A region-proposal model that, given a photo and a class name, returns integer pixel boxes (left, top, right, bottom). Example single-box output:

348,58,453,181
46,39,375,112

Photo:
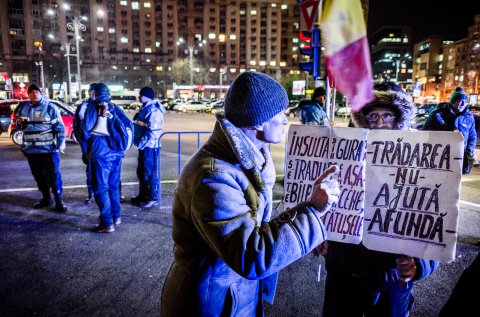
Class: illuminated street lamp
33,41,45,93
385,53,411,83
60,42,76,102
176,38,206,86
67,17,87,99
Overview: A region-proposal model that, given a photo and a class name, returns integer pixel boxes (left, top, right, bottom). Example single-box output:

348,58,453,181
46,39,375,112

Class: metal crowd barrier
157,131,212,206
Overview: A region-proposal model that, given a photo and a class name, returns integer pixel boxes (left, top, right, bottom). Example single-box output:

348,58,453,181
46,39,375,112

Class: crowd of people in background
12,73,477,316
15,82,166,233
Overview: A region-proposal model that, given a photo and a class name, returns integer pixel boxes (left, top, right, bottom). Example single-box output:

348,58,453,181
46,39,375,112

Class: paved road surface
0,111,478,316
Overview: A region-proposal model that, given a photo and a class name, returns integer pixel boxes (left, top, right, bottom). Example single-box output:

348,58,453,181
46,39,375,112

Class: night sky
367,0,480,44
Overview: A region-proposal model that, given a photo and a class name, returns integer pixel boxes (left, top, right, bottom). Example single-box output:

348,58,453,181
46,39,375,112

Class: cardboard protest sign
284,124,368,244
363,130,463,262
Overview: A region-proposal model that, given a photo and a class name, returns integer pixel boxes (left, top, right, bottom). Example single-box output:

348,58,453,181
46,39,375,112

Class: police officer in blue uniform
83,83,133,233
131,86,165,208
15,84,67,212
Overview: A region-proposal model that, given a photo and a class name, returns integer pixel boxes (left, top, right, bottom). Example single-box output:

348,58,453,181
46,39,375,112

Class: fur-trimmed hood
351,89,415,130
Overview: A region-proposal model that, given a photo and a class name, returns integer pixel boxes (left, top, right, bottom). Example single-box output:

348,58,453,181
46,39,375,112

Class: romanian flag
320,0,374,112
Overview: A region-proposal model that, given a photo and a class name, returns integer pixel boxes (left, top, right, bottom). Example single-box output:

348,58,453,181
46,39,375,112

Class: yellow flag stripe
320,0,367,55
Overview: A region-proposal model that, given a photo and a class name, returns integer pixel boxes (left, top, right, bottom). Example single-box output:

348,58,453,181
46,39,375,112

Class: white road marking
1,183,479,210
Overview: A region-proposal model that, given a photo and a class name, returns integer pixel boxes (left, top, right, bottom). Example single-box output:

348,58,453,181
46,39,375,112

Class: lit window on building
209,68,216,72
250,61,256,66
219,34,226,42
280,61,286,67
109,28,115,33
293,38,298,43
132,2,139,10
208,33,216,39
156,41,160,47
97,26,104,32
240,10,245,15
145,48,152,53
269,61,276,66
251,10,257,15
259,61,266,66
146,58,151,62
281,4,288,10
229,34,236,40
144,2,151,8
156,66,162,71
121,37,128,43
120,0,127,5
271,3,277,7
133,48,139,53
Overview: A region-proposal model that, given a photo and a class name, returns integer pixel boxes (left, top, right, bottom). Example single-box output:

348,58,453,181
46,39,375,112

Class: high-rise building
0,0,307,99
369,26,412,88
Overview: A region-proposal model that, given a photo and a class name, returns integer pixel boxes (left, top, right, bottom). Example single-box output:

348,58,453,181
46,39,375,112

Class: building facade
369,26,412,88
0,0,306,100
412,15,480,103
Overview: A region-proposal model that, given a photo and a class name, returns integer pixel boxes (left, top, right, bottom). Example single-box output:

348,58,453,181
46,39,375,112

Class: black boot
34,198,52,209
34,189,52,209
53,190,67,212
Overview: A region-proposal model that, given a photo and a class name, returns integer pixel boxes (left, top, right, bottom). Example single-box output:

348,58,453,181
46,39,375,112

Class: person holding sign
318,83,439,317
423,86,477,174
161,71,340,316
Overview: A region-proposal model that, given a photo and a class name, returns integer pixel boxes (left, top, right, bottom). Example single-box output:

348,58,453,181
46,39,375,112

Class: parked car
0,99,21,136
172,100,210,113
284,100,301,118
124,101,142,111
335,105,352,116
416,103,439,115
164,99,184,110
410,114,428,130
468,104,480,115
8,100,76,145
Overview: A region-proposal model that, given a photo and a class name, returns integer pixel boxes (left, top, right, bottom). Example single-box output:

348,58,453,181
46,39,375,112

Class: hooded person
423,86,476,174
318,83,439,317
82,82,133,232
161,71,341,316
131,86,166,208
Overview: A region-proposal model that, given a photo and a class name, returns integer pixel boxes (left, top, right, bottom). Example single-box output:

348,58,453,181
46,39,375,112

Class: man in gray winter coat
161,71,340,316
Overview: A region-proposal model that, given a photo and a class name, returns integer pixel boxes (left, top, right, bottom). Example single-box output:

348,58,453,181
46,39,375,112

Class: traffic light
299,27,320,80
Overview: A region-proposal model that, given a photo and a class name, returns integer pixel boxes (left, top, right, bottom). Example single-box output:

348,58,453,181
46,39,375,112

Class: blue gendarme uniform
83,98,133,227
133,99,165,203
15,97,66,205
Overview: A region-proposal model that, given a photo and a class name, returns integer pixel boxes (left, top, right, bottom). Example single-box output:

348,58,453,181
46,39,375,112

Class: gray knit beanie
224,71,289,127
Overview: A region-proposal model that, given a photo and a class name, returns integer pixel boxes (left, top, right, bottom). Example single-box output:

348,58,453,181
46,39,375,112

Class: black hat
224,71,288,127
312,87,326,100
139,86,155,100
27,84,41,94
88,83,97,91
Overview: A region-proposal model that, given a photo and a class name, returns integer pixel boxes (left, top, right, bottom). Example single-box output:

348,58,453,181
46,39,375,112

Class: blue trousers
81,154,93,198
91,155,122,226
136,147,160,201
323,269,414,317
26,152,63,202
